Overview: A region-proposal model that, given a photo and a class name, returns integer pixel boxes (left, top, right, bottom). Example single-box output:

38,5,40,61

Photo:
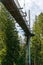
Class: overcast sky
18,0,43,12
18,0,43,28
16,0,43,37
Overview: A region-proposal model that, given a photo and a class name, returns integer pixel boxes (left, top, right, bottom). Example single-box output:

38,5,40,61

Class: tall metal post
29,10,30,30
26,36,31,65
28,10,31,65
26,10,35,65
26,10,31,65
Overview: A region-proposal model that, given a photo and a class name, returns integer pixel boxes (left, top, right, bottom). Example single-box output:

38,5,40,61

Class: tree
0,3,20,65
0,2,28,65
16,44,26,65
31,13,43,65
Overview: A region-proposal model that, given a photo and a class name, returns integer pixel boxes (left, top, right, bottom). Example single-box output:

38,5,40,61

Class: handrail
1,0,33,36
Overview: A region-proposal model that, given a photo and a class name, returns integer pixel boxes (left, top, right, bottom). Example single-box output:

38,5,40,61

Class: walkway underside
1,0,33,36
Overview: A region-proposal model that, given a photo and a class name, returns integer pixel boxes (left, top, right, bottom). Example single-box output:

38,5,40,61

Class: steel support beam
1,0,32,36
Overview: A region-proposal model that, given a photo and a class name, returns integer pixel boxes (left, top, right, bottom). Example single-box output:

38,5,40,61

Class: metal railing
14,0,28,28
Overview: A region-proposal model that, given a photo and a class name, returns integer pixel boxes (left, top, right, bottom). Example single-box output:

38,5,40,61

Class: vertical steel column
28,36,31,65
26,10,31,65
28,10,31,65
26,35,31,65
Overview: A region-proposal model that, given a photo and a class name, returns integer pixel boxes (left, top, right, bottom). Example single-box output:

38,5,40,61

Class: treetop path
0,0,35,65
1,0,34,36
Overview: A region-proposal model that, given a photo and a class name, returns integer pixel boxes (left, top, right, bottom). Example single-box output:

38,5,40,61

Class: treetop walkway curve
1,0,34,37
0,0,35,65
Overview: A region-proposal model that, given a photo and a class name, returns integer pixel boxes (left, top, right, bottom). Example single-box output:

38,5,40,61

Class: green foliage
31,13,43,65
16,45,26,65
0,3,26,65
0,3,20,65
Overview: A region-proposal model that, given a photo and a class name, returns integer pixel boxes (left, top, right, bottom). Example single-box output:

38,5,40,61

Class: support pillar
26,36,31,65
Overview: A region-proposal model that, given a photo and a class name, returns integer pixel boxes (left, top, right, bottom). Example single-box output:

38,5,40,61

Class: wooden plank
1,0,31,36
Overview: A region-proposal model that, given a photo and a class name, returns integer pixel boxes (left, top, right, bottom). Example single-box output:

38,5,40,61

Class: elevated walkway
1,0,33,36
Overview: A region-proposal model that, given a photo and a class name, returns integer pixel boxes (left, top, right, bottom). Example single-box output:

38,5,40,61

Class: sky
18,0,43,13
18,0,43,28
16,0,43,38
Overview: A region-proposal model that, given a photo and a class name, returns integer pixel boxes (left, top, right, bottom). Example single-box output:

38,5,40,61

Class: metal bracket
18,7,23,9
22,12,27,17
